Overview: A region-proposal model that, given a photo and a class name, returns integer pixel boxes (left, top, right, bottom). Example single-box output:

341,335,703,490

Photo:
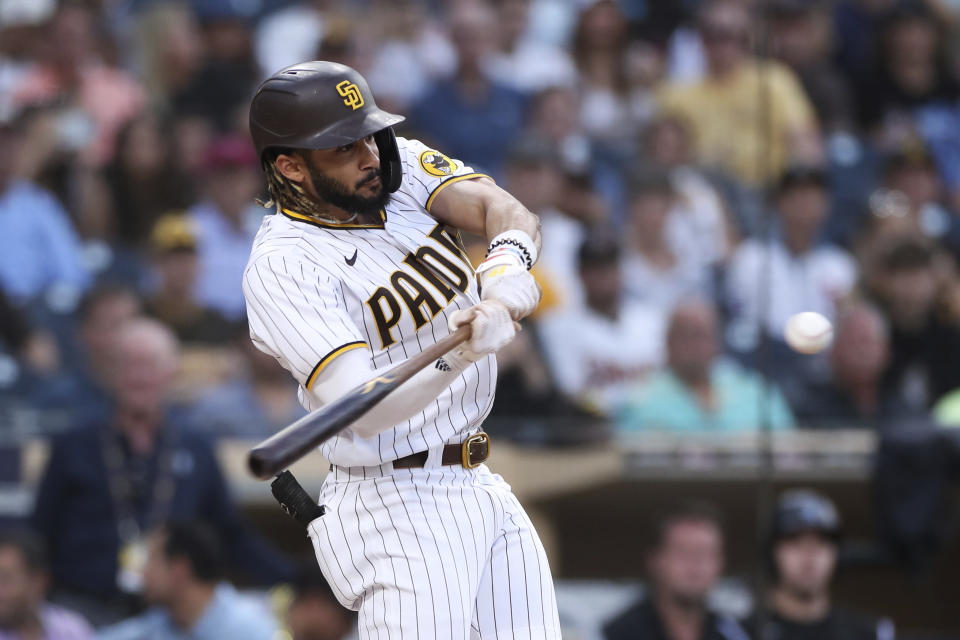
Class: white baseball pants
308,455,561,639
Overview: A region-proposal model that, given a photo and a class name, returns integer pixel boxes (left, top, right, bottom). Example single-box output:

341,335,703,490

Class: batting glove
447,300,518,363
475,230,541,320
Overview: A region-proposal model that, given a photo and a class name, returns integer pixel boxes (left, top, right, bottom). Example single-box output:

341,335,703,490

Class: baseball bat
247,324,472,480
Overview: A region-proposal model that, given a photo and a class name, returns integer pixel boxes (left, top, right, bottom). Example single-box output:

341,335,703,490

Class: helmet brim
290,107,405,151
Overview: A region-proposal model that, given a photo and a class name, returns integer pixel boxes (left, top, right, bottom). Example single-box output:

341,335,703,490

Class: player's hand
476,263,541,321
447,300,519,361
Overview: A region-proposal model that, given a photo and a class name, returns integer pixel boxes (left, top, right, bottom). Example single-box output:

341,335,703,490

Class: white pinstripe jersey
242,137,495,467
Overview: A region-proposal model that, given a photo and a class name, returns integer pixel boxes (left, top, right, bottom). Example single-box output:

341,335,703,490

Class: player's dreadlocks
259,148,327,217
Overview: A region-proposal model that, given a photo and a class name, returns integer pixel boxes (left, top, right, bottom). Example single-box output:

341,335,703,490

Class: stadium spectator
794,303,928,429
854,4,959,140
571,0,636,147
603,502,749,640
185,332,304,439
657,0,821,187
862,237,960,408
502,135,584,314
0,0,51,119
172,5,259,131
641,115,736,272
144,214,236,346
254,0,331,80
622,166,714,309
0,529,93,640
0,110,90,305
133,2,205,113
189,136,263,321
0,286,62,398
617,299,794,433
879,141,960,257
747,490,893,640
364,0,456,113
32,285,140,422
529,85,594,176
409,0,527,178
284,566,354,640
768,0,856,134
832,0,898,81
725,165,856,355
540,234,665,416
488,0,577,94
31,318,292,624
12,3,145,166
96,521,277,640
105,113,192,248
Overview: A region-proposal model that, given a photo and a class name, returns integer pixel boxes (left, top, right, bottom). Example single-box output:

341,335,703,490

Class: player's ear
275,152,307,184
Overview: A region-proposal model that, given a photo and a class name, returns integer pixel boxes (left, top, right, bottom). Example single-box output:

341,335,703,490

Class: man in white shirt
724,165,856,354
540,234,666,415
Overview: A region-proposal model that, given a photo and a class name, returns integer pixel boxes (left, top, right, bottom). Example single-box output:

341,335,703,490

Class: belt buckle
461,432,490,469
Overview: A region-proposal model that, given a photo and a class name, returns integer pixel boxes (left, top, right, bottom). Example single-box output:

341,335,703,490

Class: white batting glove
475,230,541,320
446,300,518,363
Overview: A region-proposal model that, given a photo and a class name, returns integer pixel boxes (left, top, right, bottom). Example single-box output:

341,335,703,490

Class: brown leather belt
393,432,491,470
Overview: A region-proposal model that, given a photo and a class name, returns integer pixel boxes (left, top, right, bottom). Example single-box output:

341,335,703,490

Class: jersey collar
281,207,386,230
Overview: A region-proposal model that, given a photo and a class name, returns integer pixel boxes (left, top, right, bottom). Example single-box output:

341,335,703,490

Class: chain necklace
305,210,359,224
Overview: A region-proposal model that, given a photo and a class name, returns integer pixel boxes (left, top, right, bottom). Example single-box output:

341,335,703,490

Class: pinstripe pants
308,454,561,639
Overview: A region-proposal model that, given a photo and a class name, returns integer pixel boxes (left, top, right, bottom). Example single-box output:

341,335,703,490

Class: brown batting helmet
249,61,406,192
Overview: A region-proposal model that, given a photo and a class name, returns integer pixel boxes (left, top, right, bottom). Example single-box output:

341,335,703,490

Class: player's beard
307,164,390,218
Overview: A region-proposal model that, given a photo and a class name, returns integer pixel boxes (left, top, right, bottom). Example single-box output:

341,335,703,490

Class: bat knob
248,447,274,480
270,471,325,526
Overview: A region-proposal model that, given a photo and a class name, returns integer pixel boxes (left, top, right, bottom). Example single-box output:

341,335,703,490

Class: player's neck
286,200,362,225
771,585,830,623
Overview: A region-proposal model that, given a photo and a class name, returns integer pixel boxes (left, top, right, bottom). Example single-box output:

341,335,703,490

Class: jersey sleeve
243,254,368,390
397,137,491,212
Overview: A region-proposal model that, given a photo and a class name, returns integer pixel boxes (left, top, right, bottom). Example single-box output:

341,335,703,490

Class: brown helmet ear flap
375,128,403,193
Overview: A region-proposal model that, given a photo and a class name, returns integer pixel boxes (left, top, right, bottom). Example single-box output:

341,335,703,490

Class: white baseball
784,311,834,354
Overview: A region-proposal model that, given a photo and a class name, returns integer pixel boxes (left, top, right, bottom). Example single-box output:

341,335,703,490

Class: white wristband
483,230,537,270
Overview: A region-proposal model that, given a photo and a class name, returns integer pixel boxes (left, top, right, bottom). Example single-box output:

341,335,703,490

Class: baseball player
243,61,560,639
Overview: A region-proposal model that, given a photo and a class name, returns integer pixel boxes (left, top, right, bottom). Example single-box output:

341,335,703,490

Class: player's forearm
481,188,541,249
309,348,475,440
430,177,541,252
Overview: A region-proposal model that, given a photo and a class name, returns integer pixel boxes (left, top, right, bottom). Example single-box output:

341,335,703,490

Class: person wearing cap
539,233,666,416
880,140,960,258
748,490,894,640
188,135,263,321
144,213,237,346
861,237,960,408
724,165,856,358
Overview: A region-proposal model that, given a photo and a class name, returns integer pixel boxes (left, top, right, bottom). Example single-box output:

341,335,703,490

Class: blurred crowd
3,0,960,636
6,0,960,438
0,488,898,639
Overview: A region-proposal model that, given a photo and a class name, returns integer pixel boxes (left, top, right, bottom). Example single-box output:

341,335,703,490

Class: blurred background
2,0,960,638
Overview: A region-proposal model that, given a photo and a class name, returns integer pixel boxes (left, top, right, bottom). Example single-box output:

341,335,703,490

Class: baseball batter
243,61,561,639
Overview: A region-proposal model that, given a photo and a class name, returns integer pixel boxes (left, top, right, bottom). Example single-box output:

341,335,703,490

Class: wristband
483,230,538,270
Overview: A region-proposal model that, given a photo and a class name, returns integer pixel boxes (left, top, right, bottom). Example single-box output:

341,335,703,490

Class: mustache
357,169,382,188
